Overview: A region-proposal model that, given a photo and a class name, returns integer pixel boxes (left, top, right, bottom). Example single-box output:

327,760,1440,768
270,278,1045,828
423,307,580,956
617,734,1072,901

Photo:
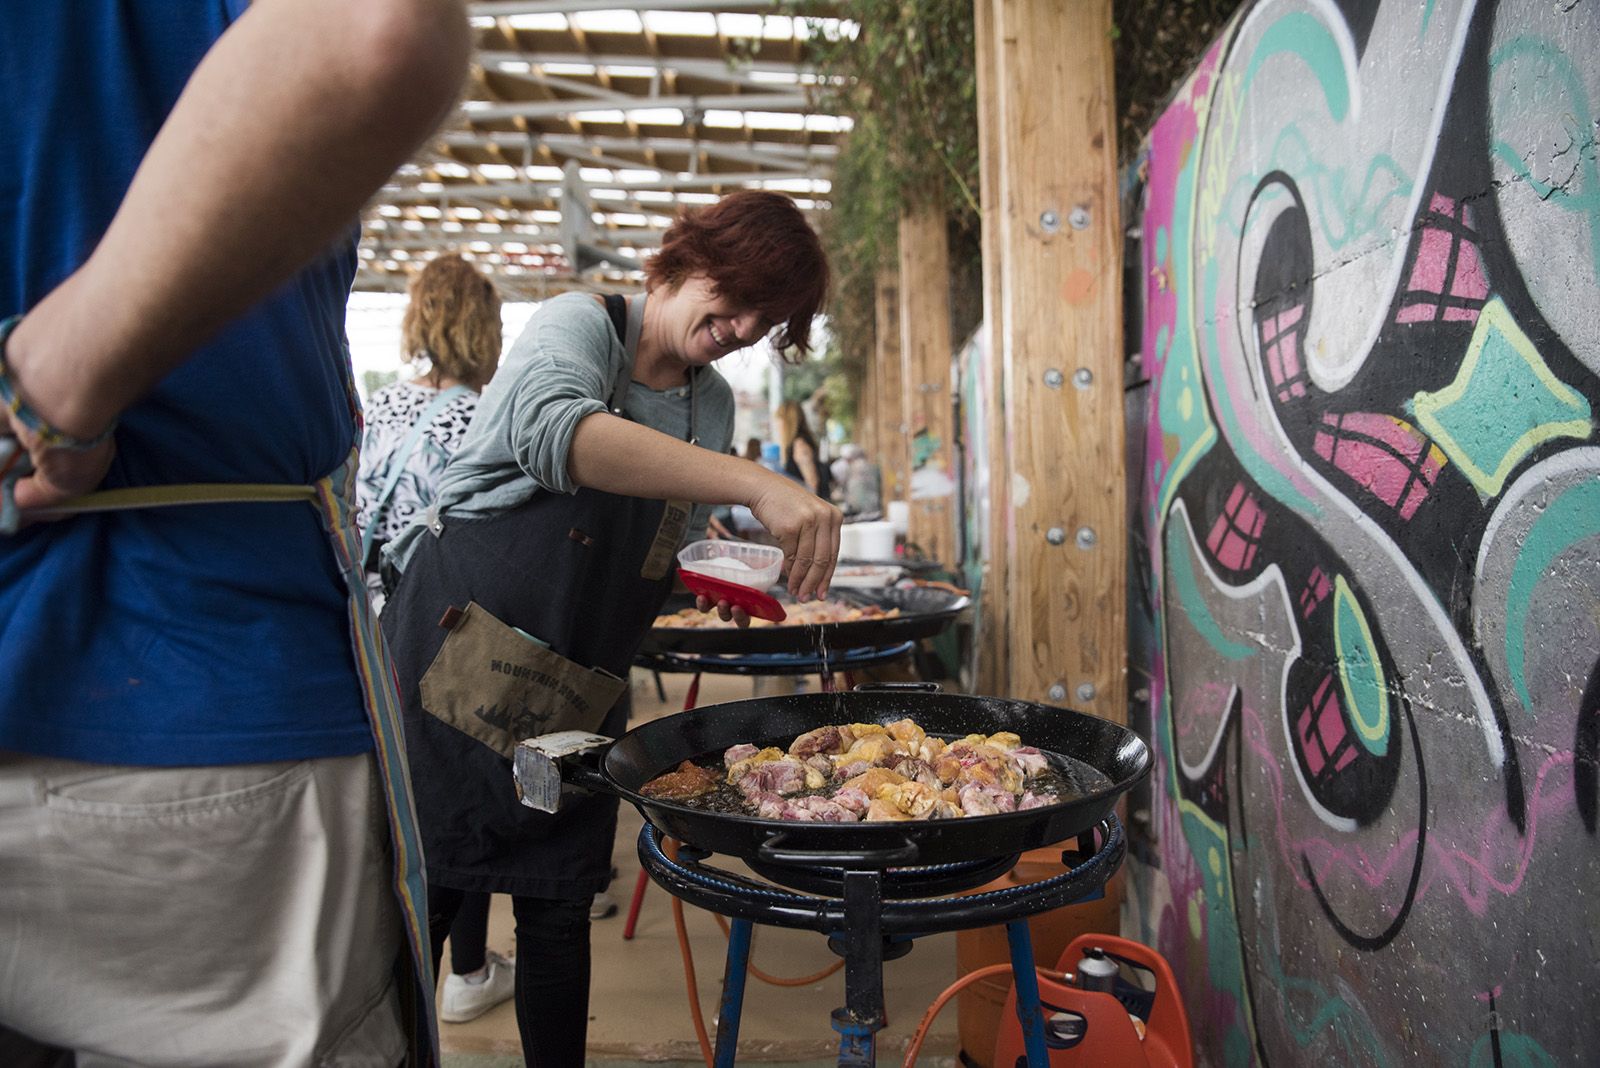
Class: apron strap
26,481,318,515
603,293,699,445
360,384,469,567
604,293,640,412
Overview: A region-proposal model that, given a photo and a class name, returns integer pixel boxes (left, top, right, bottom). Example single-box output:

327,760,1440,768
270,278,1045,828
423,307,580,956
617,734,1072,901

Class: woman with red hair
380,190,837,1065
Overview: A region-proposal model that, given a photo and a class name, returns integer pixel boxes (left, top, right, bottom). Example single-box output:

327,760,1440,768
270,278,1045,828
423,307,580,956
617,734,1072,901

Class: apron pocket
419,602,629,759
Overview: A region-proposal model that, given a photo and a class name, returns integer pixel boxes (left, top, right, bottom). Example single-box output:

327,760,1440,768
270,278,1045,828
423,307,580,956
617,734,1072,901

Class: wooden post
856,334,879,473
873,268,909,508
984,0,1125,721
974,0,1010,696
898,200,955,564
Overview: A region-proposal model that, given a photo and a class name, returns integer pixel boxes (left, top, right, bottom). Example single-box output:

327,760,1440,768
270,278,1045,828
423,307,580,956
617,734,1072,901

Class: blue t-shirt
0,4,371,765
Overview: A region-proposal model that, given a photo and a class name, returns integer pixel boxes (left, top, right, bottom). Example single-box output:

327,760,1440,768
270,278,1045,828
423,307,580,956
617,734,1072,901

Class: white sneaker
439,952,515,1024
589,890,619,920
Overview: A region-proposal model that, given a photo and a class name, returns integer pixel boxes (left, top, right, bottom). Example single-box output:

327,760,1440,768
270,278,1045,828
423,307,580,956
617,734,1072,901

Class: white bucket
842,520,896,562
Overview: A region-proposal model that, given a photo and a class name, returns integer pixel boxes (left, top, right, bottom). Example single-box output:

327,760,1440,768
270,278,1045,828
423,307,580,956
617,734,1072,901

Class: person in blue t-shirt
0,2,469,1065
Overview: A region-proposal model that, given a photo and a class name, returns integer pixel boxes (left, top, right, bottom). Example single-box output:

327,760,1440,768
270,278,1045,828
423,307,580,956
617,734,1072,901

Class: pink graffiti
1312,412,1443,520
1206,482,1268,570
1260,303,1308,401
1395,193,1489,324
1175,680,1235,745
1236,703,1578,919
1299,566,1332,618
1297,674,1358,777
1139,45,1218,541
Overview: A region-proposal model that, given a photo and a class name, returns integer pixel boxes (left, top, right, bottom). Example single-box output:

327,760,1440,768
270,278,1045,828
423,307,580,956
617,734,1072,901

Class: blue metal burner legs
713,919,753,1068
1006,920,1051,1068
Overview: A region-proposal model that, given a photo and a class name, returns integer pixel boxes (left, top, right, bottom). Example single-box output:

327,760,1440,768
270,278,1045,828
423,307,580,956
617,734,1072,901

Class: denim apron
381,294,700,898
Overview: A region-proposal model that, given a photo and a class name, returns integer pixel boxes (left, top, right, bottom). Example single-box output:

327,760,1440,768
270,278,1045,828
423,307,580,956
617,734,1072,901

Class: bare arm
568,413,842,601
4,0,470,508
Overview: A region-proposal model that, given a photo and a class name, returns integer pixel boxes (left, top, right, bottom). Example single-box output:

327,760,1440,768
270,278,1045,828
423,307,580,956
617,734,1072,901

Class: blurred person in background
839,443,883,519
0,1,469,1064
802,382,833,468
777,398,832,501
358,253,501,609
355,252,513,1026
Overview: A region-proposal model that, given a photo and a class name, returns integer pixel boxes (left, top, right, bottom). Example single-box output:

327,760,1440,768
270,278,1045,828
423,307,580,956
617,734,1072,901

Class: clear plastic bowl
677,539,783,590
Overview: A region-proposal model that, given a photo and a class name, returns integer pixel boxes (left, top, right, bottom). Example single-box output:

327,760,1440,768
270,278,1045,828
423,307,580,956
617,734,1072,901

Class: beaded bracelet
0,314,117,452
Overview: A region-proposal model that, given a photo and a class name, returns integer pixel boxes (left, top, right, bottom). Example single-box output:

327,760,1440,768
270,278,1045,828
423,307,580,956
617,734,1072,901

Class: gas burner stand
636,815,1126,1067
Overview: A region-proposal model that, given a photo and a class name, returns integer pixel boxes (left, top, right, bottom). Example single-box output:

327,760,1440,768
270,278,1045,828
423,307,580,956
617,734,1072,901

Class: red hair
646,190,829,357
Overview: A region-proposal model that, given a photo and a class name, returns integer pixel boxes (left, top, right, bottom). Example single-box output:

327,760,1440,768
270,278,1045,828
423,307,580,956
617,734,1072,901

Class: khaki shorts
0,751,404,1068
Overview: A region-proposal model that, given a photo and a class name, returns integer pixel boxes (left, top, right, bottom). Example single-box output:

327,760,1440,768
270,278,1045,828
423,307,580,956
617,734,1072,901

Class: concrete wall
1128,1,1600,1063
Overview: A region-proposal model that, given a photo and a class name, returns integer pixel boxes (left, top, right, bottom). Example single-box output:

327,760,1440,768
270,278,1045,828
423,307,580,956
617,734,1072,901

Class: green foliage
793,0,1246,395
795,0,981,386
781,351,833,406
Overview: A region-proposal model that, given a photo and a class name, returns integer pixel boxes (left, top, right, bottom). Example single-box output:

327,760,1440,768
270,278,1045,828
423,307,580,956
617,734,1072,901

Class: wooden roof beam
461,90,808,122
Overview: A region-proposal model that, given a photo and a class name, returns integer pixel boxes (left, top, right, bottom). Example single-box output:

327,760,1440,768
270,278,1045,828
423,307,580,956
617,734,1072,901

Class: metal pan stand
636,815,1126,1067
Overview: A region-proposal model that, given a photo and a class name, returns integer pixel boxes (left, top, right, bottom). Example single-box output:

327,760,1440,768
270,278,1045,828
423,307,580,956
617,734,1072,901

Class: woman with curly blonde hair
399,252,502,390
357,253,502,593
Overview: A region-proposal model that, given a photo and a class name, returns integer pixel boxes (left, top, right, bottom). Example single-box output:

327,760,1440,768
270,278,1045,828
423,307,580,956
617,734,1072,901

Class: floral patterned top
356,381,480,562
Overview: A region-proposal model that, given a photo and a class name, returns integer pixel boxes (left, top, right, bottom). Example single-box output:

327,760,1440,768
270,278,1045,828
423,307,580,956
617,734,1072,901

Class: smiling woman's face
655,273,782,367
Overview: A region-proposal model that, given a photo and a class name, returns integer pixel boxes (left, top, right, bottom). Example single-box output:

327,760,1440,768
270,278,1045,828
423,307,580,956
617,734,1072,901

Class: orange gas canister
992,934,1192,1068
955,851,1122,1066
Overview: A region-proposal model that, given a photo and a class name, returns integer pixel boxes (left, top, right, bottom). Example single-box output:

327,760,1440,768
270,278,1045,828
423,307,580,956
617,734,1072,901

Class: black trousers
428,884,591,1068
446,891,492,975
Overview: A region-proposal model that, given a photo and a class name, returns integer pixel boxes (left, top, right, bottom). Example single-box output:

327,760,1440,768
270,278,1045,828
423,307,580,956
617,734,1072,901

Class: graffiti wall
1128,0,1600,1063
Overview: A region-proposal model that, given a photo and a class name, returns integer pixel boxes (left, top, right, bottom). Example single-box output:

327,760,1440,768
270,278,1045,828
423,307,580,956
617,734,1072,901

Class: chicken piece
750,791,787,820
640,760,723,800
1007,746,1051,780
937,741,1024,794
932,741,972,784
726,746,784,783
929,798,964,819
779,795,861,822
958,781,1018,816
985,731,1022,751
865,798,914,822
788,724,855,760
835,733,903,768
723,743,761,768
1018,789,1057,810
915,736,948,763
884,718,926,748
830,786,872,814
874,780,942,819
835,759,870,781
889,756,942,790
734,757,809,798
841,766,907,796
847,722,887,739
957,782,1000,816
804,754,835,782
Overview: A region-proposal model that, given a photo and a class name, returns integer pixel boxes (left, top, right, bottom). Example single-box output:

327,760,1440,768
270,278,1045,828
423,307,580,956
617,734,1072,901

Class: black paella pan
526,686,1149,869
640,585,970,656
